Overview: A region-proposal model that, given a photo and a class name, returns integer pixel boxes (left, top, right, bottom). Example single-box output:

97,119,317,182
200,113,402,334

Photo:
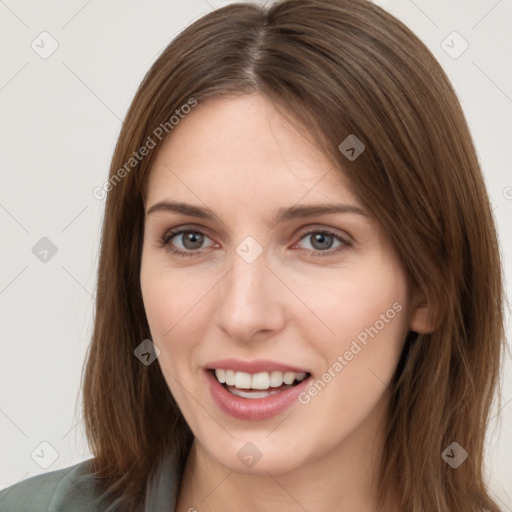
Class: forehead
145,94,358,210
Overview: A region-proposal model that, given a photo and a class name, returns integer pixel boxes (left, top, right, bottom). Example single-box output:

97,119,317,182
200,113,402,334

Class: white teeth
283,372,296,385
214,369,308,390
215,369,226,383
229,388,282,399
234,371,252,389
225,370,236,386
269,371,284,387
251,372,270,389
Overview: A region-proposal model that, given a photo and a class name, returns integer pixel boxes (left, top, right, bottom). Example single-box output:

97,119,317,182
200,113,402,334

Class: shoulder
0,458,108,512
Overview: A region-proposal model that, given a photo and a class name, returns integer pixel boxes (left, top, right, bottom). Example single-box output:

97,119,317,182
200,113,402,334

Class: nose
215,250,286,342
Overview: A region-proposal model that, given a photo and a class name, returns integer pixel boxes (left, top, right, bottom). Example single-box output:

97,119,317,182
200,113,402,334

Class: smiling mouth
208,369,311,399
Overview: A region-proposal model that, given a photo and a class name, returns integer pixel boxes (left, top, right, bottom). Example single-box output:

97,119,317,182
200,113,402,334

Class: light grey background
1,0,511,507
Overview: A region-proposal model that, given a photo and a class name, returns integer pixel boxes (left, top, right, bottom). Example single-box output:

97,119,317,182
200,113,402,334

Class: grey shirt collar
144,449,181,511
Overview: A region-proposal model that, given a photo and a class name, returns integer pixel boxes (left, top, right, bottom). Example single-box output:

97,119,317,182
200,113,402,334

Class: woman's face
140,93,423,475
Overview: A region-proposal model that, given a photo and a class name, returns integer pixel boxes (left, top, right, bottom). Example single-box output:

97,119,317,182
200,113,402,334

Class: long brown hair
82,1,505,510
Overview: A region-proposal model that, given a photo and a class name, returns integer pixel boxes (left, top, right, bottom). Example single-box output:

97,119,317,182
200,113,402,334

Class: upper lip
205,358,310,374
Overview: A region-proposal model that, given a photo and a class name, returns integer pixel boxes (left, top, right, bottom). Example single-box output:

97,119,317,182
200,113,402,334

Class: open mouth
208,368,311,399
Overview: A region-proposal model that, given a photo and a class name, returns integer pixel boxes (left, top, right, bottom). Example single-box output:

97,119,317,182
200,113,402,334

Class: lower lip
204,370,312,421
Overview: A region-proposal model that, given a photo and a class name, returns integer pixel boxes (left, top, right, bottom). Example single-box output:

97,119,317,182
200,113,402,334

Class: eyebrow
146,200,367,223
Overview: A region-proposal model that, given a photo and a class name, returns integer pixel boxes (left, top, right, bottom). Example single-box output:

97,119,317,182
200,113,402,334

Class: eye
295,230,350,256
159,227,351,258
159,228,214,256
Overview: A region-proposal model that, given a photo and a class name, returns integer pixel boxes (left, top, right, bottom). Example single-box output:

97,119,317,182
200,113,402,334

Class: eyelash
158,228,351,258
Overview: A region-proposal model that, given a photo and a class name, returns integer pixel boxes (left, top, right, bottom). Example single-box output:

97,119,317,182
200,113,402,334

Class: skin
140,93,432,512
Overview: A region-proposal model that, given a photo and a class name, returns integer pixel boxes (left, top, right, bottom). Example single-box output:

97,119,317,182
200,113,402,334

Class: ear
409,286,437,334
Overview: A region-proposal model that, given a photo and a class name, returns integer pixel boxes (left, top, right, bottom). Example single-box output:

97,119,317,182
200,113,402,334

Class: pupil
311,233,333,250
183,232,203,249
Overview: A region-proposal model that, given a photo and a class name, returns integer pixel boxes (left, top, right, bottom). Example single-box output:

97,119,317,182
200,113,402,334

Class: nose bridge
230,250,267,298
226,248,271,311
216,245,284,340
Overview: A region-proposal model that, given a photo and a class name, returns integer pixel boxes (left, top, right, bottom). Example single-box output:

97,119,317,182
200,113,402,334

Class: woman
0,0,505,511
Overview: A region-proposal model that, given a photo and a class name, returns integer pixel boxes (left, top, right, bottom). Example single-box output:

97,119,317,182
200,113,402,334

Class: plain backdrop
1,0,511,507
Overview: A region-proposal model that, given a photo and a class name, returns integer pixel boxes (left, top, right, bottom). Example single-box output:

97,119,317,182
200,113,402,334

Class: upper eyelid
163,226,215,241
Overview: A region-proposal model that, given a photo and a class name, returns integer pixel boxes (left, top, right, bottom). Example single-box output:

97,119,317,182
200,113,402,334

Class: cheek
141,252,200,335
289,259,410,408
140,266,203,407
291,270,409,445
300,265,409,396
290,260,408,344
140,258,217,368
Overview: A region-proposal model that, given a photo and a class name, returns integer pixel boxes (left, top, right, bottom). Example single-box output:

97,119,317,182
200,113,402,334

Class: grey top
0,450,180,512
